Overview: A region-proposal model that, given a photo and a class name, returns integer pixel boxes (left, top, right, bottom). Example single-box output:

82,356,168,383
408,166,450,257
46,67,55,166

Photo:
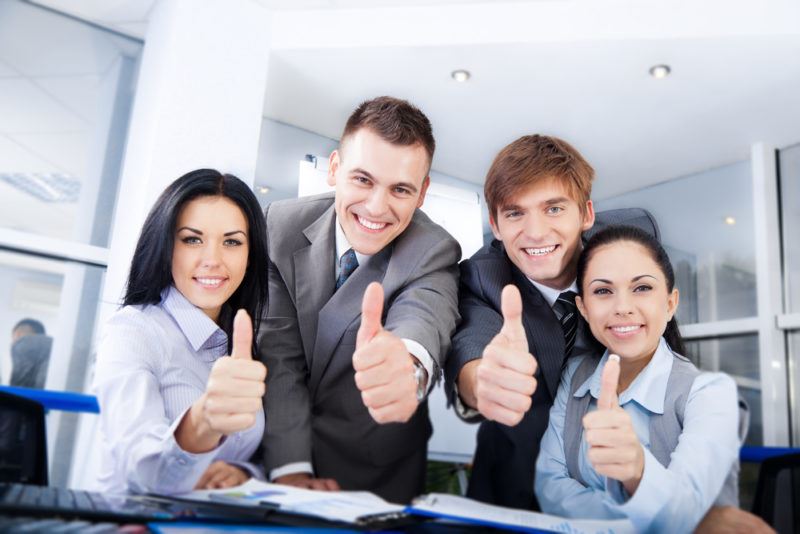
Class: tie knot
336,248,359,290
556,290,577,310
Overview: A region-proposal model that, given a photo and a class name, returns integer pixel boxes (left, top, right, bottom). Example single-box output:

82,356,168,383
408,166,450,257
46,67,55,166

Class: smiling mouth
355,214,388,231
609,324,642,335
523,245,558,256
194,277,227,288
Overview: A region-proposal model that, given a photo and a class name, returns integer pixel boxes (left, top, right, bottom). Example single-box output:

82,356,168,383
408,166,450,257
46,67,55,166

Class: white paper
411,493,635,534
178,479,405,524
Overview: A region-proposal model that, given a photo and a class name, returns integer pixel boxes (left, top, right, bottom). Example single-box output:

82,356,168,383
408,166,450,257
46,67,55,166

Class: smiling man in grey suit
259,96,460,503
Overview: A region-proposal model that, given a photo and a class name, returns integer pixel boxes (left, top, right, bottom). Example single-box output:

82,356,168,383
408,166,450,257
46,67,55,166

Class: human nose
613,292,634,316
200,244,222,268
522,212,548,241
363,188,389,216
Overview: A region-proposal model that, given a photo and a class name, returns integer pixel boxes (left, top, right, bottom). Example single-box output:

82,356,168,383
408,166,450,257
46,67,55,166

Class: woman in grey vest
534,225,740,533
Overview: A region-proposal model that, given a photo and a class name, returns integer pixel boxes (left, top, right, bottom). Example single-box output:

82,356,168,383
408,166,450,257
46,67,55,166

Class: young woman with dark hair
535,225,741,532
93,169,269,495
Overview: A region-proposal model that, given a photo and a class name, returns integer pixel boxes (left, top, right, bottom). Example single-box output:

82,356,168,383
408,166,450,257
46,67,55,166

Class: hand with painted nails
353,282,423,424
582,354,645,494
176,309,268,453
472,284,538,427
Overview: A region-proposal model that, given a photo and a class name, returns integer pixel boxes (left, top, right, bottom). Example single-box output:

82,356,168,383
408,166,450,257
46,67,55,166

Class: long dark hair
576,225,686,355
123,169,268,352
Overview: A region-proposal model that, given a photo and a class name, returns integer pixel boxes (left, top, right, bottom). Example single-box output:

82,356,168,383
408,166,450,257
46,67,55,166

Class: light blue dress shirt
535,338,740,533
92,286,265,495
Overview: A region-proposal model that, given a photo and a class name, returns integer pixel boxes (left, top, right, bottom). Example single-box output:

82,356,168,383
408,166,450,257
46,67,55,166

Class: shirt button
177,458,187,466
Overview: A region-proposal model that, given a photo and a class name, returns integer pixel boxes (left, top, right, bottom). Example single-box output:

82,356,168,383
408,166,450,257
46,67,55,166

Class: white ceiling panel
0,135,62,173
0,1,121,77
10,132,90,178
34,75,103,124
0,181,74,238
0,79,87,134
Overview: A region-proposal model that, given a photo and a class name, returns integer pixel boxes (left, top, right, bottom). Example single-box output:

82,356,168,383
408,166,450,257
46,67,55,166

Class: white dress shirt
92,286,265,495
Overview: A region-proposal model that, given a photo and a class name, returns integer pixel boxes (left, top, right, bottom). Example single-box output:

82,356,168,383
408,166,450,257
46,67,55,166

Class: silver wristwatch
412,359,427,402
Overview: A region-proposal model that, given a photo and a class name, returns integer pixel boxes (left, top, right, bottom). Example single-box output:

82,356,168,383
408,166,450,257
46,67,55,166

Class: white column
751,142,789,446
70,0,272,489
102,0,271,310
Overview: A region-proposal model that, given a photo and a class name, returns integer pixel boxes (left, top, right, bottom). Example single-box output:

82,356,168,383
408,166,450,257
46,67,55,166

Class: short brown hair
484,135,594,219
341,96,435,166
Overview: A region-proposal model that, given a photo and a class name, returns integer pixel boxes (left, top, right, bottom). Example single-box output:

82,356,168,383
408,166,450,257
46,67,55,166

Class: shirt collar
334,214,372,268
160,286,228,352
573,337,672,414
527,278,578,308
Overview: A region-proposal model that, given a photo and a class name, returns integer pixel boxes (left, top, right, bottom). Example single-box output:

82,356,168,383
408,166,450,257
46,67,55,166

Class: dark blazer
259,193,461,504
445,208,659,510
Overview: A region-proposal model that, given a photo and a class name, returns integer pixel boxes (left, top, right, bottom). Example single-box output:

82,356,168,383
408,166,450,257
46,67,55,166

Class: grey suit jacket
259,192,461,503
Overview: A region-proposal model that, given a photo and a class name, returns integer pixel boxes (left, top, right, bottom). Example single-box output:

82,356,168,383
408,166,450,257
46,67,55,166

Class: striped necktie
335,248,359,291
554,291,578,356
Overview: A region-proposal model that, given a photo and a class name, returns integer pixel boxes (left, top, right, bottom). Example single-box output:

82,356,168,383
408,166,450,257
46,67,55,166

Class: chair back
0,390,48,485
752,452,800,534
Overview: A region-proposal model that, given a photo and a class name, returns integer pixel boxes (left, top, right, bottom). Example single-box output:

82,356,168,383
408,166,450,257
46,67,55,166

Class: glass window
779,142,800,313
684,334,762,445
596,161,756,325
0,250,105,394
0,0,142,247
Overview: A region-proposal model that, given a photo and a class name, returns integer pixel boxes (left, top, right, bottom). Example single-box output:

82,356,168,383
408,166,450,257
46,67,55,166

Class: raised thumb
231,309,254,360
597,354,620,410
356,282,384,347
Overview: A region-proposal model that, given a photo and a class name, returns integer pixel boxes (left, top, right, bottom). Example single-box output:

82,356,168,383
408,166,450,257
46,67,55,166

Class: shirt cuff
453,381,482,422
270,462,314,481
618,447,673,531
402,338,435,393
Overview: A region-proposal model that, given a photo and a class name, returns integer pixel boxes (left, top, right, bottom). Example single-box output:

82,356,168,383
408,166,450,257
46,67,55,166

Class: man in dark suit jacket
259,97,460,504
445,134,599,510
444,135,774,533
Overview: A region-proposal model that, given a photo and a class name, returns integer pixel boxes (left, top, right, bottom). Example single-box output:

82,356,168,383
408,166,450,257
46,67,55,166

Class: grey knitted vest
562,352,741,507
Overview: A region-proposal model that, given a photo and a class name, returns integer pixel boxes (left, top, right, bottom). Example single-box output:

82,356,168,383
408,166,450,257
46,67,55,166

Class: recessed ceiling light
256,185,270,194
649,64,671,79
724,216,736,225
451,69,471,83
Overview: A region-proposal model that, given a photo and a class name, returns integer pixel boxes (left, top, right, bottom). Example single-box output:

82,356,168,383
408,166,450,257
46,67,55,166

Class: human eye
546,205,564,215
592,287,612,295
224,237,244,247
503,209,523,219
180,235,201,245
633,284,653,293
353,174,371,186
393,185,412,196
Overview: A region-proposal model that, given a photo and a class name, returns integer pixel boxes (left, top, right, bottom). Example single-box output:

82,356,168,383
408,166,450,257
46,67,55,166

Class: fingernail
609,354,620,363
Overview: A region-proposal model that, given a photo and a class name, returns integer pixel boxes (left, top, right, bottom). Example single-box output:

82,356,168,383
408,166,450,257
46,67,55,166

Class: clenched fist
176,309,267,452
352,282,425,424
473,285,538,426
582,354,645,495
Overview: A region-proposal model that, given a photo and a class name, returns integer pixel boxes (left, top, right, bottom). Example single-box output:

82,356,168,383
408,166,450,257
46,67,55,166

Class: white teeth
196,278,222,287
524,245,556,256
612,325,640,333
357,216,387,230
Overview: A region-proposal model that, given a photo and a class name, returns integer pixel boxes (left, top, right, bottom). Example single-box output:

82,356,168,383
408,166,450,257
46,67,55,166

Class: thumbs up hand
582,354,645,494
353,282,422,424
177,310,268,453
474,285,538,427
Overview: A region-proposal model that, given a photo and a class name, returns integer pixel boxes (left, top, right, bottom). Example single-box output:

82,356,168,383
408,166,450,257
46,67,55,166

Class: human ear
489,215,502,240
416,176,430,208
666,288,679,320
575,294,589,321
326,150,340,187
581,200,596,231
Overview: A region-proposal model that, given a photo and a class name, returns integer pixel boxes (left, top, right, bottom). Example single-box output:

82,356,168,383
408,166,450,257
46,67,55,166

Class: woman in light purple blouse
93,169,269,495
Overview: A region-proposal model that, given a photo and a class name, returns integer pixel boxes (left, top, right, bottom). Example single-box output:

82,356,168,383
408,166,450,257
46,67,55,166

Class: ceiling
28,0,800,201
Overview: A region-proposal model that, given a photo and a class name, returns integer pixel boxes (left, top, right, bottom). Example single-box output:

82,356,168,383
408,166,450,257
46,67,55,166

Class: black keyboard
0,482,269,524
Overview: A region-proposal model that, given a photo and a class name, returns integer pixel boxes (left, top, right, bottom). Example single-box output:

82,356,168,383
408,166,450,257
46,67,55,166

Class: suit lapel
308,243,392,396
293,206,337,367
